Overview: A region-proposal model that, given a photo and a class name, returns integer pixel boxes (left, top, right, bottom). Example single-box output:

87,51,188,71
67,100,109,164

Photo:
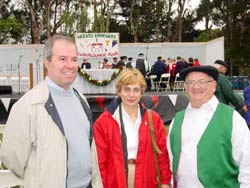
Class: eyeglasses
184,79,214,88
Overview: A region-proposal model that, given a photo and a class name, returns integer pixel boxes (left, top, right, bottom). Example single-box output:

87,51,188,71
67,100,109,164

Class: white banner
75,33,119,58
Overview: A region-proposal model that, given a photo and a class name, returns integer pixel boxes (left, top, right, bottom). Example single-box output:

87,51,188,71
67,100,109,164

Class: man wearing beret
167,66,250,188
213,60,247,114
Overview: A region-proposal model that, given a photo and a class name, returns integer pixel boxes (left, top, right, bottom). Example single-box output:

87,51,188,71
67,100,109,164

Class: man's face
45,40,78,90
184,72,216,108
219,66,228,74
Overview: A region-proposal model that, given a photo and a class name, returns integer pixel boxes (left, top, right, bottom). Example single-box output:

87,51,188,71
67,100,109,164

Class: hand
243,104,247,113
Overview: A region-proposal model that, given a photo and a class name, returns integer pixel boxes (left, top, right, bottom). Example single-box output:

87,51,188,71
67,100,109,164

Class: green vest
170,103,240,188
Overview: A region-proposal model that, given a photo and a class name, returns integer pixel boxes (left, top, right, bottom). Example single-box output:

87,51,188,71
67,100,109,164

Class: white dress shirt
113,104,141,159
167,96,250,188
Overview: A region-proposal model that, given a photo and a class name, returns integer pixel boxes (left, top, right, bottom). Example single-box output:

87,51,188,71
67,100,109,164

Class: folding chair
157,73,171,92
149,75,158,91
173,73,185,91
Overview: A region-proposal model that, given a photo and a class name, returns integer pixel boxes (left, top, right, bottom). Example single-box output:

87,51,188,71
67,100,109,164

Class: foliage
0,17,24,44
60,7,89,38
195,0,250,75
78,67,123,86
194,29,223,42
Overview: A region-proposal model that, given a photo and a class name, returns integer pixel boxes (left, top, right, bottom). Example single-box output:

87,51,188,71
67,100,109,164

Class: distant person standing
112,57,118,69
126,57,133,68
153,56,166,81
175,56,186,74
81,58,91,69
213,60,247,114
187,57,194,67
135,53,149,77
193,58,200,67
243,82,250,130
117,56,126,68
102,58,112,69
167,58,176,90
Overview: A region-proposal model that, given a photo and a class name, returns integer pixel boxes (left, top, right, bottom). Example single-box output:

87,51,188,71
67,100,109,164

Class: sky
187,0,206,30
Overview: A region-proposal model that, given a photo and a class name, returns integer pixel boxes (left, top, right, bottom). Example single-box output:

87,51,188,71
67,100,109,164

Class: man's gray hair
44,35,76,61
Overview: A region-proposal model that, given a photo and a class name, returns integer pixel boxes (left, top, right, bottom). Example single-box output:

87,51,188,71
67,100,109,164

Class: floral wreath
78,66,123,86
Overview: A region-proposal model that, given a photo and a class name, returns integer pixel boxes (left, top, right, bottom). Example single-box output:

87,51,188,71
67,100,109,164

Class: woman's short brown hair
116,68,146,95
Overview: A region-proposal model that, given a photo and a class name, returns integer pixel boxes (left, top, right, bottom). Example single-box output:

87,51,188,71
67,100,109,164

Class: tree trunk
44,0,52,39
166,0,174,42
105,0,117,32
130,0,138,42
177,0,186,42
155,0,161,41
25,0,40,44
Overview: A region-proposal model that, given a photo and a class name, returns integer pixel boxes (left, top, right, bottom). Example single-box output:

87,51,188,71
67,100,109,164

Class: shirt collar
187,95,219,112
121,104,141,124
45,76,73,93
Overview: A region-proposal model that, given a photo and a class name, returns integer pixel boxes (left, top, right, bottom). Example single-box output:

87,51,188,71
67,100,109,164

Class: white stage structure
0,37,224,92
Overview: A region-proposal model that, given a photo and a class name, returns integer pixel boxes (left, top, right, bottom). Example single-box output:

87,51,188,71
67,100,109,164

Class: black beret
180,66,219,81
214,60,229,69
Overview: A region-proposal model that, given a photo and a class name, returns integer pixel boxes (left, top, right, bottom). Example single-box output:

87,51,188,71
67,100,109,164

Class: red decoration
150,95,159,107
96,97,105,109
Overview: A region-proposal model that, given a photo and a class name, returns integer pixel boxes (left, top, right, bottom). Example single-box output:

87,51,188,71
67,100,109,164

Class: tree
92,0,118,32
165,0,175,42
211,0,250,75
0,0,24,44
196,0,213,32
0,17,24,44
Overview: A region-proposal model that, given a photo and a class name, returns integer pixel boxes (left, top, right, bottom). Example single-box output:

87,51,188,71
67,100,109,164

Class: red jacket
93,98,172,188
167,63,176,77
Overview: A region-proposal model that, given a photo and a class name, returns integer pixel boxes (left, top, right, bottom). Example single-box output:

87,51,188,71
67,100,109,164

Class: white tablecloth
73,69,118,94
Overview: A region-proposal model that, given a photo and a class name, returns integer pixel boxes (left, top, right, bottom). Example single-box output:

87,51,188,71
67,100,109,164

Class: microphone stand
145,45,149,61
145,45,150,72
18,55,22,94
36,54,41,85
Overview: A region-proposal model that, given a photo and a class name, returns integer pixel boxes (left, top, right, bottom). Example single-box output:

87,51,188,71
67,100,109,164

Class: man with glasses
167,66,250,188
213,60,247,114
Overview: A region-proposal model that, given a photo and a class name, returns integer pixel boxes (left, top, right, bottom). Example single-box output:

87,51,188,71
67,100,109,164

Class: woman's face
119,83,142,108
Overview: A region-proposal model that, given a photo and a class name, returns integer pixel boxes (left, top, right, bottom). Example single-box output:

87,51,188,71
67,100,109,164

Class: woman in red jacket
92,68,172,188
